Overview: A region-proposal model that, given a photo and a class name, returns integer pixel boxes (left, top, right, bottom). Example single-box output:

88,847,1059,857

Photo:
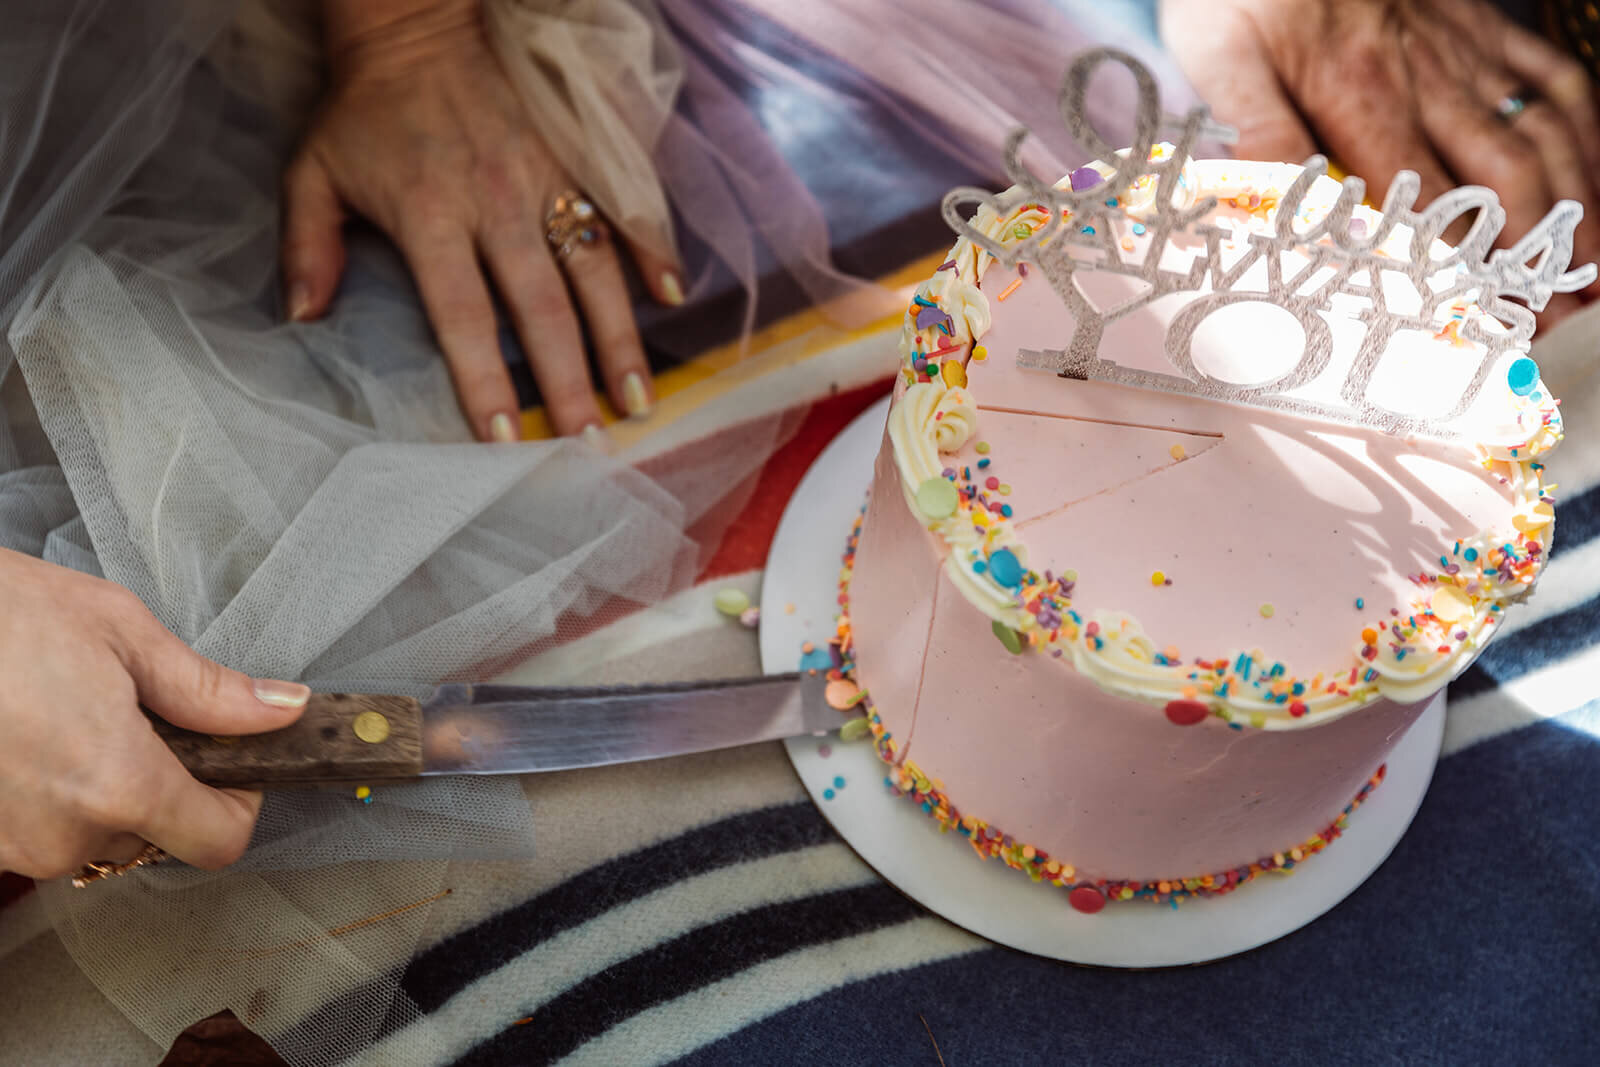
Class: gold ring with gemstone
545,189,608,260
71,841,166,888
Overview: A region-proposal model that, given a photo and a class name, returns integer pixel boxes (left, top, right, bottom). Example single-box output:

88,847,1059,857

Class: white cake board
763,395,1445,968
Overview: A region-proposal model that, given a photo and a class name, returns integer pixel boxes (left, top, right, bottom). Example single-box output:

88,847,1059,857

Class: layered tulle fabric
0,0,1195,1061
485,0,1203,338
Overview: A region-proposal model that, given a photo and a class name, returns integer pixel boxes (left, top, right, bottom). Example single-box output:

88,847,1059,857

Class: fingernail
581,423,611,453
621,372,652,418
253,679,310,709
489,413,518,443
287,282,312,323
660,271,684,307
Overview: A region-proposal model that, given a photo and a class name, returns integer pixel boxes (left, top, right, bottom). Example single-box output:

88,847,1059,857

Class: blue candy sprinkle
973,560,987,574
1000,504,1014,518
977,458,991,469
1131,223,1147,236
799,647,833,672
833,776,846,789
988,547,1023,587
1507,356,1540,396
1355,597,1365,609
823,788,836,801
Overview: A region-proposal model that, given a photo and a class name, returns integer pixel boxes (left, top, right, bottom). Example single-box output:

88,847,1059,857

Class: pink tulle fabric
487,0,1206,336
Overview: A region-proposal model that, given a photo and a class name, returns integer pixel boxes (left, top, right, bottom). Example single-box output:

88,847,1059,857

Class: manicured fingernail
253,679,310,709
621,372,652,418
489,413,518,443
287,282,312,323
581,423,611,453
660,271,684,307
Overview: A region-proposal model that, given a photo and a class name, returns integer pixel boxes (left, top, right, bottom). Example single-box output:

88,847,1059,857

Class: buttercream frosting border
888,153,1559,729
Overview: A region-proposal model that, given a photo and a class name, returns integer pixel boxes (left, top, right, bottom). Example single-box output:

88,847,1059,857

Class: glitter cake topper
941,49,1597,438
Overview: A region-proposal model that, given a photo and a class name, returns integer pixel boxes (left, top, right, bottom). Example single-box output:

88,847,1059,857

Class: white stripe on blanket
354,843,879,1066
1444,644,1600,755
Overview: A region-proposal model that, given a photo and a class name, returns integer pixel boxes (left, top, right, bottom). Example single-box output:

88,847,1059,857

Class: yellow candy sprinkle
1430,585,1472,623
354,786,371,800
1259,603,1276,618
1150,570,1165,586
998,484,1012,495
1119,887,1134,900
714,587,751,617
1169,443,1186,460
974,441,991,454
940,359,967,388
972,345,988,362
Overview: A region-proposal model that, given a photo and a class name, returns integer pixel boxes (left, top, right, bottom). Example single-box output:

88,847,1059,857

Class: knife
154,672,845,788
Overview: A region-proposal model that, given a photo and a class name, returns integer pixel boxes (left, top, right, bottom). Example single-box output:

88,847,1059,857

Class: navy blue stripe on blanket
274,803,835,1062
1447,481,1600,701
1450,591,1600,699
674,716,1600,1066
453,882,925,1067
1549,480,1600,560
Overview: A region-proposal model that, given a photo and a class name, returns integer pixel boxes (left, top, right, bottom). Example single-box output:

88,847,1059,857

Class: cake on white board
831,50,1592,913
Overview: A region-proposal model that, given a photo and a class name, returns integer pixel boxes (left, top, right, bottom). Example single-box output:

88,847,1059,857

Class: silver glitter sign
941,49,1597,438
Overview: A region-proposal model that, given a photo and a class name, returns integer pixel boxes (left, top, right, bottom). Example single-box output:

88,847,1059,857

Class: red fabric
698,376,892,580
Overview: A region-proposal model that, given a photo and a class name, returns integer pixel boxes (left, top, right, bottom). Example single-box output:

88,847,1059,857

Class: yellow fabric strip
519,250,948,440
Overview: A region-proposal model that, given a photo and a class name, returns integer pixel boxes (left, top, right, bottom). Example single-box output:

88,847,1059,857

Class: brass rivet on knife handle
151,693,425,787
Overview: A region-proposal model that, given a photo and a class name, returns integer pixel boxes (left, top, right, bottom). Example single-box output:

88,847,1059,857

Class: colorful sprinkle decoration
916,476,959,519
831,507,1391,913
714,587,750,617
1507,356,1540,396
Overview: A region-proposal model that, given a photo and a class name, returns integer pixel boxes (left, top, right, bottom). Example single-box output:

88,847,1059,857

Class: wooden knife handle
151,693,425,788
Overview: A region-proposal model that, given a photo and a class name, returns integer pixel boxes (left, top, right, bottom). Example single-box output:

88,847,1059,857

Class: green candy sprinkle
915,476,959,519
714,588,750,617
839,717,872,743
992,619,1024,654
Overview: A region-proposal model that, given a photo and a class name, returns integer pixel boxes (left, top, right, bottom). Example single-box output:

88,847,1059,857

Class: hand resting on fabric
0,548,309,881
282,0,683,443
1162,0,1600,323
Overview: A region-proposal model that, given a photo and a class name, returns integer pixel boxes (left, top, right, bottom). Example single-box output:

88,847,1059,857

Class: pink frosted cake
835,142,1583,912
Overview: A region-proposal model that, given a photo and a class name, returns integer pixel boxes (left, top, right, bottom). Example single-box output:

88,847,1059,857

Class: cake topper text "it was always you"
940,49,1596,438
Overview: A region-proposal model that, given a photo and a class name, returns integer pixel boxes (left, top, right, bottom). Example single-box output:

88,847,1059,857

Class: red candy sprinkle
985,476,1000,490
1289,701,1308,717
1164,699,1209,726
1068,885,1106,914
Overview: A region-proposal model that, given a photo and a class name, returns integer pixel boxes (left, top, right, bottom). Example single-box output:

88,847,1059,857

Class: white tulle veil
0,0,1193,1060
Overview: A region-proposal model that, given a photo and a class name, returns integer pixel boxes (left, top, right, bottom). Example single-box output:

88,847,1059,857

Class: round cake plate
764,394,1446,967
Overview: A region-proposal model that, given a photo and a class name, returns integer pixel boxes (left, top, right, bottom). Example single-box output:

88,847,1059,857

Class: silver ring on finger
545,189,610,262
1493,85,1541,123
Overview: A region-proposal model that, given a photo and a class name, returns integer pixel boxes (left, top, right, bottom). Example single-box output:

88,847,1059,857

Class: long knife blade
419,672,834,776
154,672,843,787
